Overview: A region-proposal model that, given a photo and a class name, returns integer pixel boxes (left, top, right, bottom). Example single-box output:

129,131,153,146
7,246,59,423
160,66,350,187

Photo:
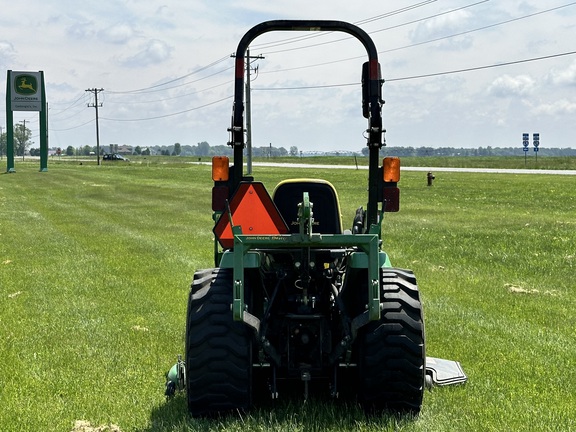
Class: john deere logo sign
14,74,38,95
9,70,43,111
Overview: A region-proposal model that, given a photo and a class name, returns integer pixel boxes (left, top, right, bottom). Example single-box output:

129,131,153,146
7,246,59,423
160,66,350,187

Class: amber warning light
212,156,229,181
382,156,400,212
383,156,400,183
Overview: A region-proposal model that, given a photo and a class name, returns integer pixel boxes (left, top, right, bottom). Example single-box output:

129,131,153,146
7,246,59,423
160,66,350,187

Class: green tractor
175,20,465,417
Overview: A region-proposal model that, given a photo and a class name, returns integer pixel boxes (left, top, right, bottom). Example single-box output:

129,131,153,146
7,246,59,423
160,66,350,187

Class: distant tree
66,146,74,156
82,145,92,155
289,146,299,156
0,131,6,157
134,146,142,155
197,141,210,156
212,145,231,156
174,142,181,156
416,147,434,157
14,123,32,156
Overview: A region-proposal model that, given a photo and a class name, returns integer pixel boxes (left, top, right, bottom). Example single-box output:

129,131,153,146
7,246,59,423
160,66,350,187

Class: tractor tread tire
185,268,252,416
358,268,425,415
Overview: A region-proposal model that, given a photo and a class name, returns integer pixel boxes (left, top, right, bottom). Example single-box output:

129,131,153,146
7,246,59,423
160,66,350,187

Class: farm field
0,160,575,431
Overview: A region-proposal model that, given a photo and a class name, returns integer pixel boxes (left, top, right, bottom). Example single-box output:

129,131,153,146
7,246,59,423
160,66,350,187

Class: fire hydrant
427,171,435,186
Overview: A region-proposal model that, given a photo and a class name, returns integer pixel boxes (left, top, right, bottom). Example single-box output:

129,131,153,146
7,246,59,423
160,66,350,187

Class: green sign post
5,70,48,172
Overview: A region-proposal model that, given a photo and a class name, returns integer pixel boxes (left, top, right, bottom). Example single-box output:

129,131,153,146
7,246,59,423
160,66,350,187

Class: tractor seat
272,179,343,234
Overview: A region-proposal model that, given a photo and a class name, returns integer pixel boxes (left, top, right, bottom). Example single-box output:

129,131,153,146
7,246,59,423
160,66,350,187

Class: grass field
1,159,575,431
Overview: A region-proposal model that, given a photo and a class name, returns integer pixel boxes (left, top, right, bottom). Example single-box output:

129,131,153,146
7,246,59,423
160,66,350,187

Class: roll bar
229,20,384,229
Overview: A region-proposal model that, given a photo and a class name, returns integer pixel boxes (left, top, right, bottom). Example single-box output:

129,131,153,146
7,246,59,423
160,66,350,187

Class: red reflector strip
370,59,380,80
235,57,245,79
383,187,400,212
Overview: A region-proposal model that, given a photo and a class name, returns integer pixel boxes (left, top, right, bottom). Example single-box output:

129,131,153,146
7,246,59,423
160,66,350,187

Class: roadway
251,162,576,176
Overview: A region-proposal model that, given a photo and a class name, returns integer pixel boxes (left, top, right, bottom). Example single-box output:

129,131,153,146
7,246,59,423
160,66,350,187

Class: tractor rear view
186,20,425,416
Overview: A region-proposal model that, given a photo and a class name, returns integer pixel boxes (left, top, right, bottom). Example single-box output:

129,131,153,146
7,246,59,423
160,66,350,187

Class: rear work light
212,156,229,181
383,156,400,183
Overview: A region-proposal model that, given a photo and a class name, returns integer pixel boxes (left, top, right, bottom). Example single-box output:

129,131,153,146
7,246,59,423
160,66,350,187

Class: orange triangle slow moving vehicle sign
214,182,289,249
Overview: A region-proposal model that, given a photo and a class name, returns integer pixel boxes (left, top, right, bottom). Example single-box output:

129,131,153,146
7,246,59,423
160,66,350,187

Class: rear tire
185,268,253,416
357,268,425,414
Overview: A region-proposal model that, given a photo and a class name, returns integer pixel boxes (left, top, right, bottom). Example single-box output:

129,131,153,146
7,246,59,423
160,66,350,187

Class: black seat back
272,180,342,234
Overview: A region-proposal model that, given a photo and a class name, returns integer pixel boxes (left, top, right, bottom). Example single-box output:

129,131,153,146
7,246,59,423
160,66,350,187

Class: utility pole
232,50,264,174
86,88,104,165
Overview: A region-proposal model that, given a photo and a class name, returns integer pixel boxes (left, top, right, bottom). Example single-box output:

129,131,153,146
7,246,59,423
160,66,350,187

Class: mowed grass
0,161,575,431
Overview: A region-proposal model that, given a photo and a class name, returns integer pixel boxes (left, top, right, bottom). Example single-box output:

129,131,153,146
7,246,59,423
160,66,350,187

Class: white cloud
488,74,536,97
547,60,576,86
532,99,576,116
99,23,135,44
411,9,472,47
0,41,16,68
66,21,96,40
120,39,173,66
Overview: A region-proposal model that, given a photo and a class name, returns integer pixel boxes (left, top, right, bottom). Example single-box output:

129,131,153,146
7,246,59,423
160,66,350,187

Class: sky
1,0,575,154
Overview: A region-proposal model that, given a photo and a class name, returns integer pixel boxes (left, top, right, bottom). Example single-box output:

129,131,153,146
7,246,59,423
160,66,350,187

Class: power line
249,0,439,51
380,1,576,55
387,49,576,82
88,3,444,97
47,2,576,128
50,107,91,123
103,81,231,105
253,49,576,90
253,83,357,91
48,93,88,116
100,96,232,122
50,118,95,132
106,55,232,94
52,46,575,127
107,66,234,97
258,2,576,76
260,1,487,55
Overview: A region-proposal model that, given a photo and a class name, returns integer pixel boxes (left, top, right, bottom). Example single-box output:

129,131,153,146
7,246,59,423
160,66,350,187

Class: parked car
103,153,129,161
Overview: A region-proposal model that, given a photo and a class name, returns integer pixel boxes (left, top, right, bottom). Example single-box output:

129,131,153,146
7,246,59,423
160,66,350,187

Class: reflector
212,156,229,181
214,182,289,249
383,187,400,212
383,157,400,182
212,186,229,212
